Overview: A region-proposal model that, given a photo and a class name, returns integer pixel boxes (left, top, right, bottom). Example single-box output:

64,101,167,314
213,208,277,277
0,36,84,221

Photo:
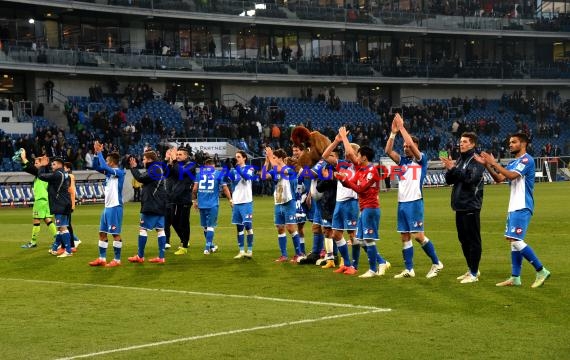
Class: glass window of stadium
0,18,40,48
0,73,26,101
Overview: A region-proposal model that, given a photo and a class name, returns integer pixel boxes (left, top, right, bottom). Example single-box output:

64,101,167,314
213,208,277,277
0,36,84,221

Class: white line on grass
0,278,392,359
55,310,386,360
0,278,390,312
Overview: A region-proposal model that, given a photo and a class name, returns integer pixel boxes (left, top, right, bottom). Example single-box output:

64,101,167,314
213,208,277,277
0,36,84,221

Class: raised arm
385,115,401,164
338,126,358,164
321,133,341,161
397,114,422,160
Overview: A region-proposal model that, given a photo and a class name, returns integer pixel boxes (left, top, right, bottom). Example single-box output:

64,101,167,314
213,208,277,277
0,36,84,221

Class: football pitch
1,182,569,359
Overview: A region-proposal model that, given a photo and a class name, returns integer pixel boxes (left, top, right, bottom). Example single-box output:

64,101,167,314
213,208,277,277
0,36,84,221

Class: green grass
1,182,569,359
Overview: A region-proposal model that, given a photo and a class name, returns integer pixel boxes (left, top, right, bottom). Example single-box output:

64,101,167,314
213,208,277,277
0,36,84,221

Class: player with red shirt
336,127,390,278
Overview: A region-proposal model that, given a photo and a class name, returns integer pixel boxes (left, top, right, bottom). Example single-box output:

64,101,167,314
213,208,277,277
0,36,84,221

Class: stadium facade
0,0,569,106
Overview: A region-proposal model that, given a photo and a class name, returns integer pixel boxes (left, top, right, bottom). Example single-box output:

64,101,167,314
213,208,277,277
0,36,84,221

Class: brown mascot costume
289,125,331,264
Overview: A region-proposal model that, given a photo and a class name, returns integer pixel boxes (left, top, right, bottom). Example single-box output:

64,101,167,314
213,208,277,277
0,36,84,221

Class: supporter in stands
89,141,125,267
128,150,168,264
164,146,194,255
475,133,551,288
441,132,485,284
19,150,58,249
228,150,255,259
44,79,54,103
38,156,73,258
385,114,443,279
132,177,141,202
192,157,232,255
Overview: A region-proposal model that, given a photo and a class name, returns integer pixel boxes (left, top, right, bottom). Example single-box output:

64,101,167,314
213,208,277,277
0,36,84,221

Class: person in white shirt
385,113,443,279
228,151,255,259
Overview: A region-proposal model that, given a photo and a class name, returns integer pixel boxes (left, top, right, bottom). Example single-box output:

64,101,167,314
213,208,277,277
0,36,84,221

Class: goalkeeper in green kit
19,149,57,248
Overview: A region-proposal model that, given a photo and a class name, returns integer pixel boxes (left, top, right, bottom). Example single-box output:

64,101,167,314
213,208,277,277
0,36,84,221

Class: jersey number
199,176,215,190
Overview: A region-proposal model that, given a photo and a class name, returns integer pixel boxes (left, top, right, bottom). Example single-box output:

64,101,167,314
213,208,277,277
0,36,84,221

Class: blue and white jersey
227,165,255,204
506,153,534,213
397,152,427,203
93,152,125,208
336,159,358,201
270,166,297,205
295,170,311,218
196,166,227,209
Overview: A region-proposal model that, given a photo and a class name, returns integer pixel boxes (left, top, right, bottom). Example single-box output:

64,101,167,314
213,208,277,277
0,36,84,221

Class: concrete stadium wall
220,82,358,103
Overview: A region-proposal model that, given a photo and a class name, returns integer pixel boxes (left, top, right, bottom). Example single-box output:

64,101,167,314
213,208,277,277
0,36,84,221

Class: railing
2,45,569,81
62,0,570,32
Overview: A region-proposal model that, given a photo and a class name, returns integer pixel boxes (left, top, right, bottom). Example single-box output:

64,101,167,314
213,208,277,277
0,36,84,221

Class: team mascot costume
289,125,331,264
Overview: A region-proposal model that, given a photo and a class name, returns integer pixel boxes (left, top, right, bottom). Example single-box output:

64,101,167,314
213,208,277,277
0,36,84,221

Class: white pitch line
0,278,390,311
55,310,387,360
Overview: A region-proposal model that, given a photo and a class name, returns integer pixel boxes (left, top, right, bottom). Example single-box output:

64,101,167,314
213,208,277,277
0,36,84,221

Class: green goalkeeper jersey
33,177,49,202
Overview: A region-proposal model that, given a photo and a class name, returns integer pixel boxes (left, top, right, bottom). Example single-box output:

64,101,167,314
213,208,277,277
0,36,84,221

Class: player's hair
461,132,478,145
410,135,419,145
511,132,529,144
143,151,158,162
107,152,120,165
273,149,288,159
292,143,305,151
350,143,360,152
63,162,73,173
204,157,215,165
236,150,247,161
178,146,190,154
358,145,375,161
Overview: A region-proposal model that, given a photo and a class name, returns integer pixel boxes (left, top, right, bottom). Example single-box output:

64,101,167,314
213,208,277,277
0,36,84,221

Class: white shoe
165,243,171,249
359,270,378,278
457,270,480,280
234,251,245,259
211,245,219,253
203,249,210,255
74,239,82,248
376,261,391,276
315,258,327,266
394,268,415,278
244,251,253,259
460,274,479,284
426,261,444,279
57,252,73,258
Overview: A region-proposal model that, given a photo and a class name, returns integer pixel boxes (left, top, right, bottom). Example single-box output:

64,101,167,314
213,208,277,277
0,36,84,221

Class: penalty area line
0,278,389,311
55,309,388,360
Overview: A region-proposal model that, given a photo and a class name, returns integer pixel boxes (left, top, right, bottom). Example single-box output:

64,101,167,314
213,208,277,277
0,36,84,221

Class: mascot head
290,125,331,169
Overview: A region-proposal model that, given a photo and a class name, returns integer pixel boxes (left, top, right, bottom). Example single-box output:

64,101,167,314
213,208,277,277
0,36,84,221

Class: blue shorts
99,206,123,234
356,208,380,241
296,208,307,224
306,199,316,222
311,201,324,226
200,206,219,228
505,209,532,241
274,200,297,225
320,217,332,229
232,202,253,225
140,214,165,230
397,200,425,233
54,214,70,227
332,198,359,231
